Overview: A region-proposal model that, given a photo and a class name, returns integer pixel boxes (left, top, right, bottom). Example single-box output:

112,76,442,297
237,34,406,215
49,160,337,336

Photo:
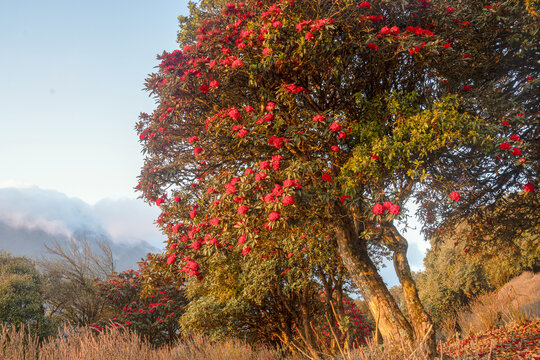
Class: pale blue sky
0,0,189,204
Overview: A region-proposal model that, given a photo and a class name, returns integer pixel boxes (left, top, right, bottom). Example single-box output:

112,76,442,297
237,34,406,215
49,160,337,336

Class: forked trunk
333,220,414,345
386,224,437,357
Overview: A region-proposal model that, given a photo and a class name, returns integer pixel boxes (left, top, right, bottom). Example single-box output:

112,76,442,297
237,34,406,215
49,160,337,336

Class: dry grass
457,271,540,335
0,325,288,360
2,321,539,360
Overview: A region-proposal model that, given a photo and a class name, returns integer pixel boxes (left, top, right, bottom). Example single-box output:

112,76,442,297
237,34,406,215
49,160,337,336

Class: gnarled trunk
333,215,414,344
385,224,436,357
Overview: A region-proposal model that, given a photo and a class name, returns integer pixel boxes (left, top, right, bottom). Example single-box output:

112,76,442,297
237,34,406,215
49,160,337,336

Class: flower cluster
372,201,401,216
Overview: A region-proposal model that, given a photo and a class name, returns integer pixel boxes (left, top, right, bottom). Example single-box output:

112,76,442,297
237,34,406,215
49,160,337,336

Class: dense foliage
0,252,55,338
415,221,539,334
95,267,187,347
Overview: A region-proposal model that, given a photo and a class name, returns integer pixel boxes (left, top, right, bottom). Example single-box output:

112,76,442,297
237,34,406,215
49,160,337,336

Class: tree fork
333,205,414,344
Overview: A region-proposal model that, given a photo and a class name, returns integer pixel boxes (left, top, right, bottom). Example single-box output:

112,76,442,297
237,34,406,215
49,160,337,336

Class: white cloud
0,211,73,238
93,198,165,247
0,180,35,189
0,186,164,249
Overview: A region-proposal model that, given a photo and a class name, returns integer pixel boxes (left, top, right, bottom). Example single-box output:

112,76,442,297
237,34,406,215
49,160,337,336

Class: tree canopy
136,0,538,356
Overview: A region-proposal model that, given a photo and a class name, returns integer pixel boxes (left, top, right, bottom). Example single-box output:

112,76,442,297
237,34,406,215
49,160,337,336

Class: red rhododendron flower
524,182,535,193
510,134,521,142
340,195,350,203
263,194,274,204
409,46,421,55
245,105,255,113
449,191,461,201
443,43,451,48
231,58,244,68
266,102,275,111
238,205,249,215
190,209,197,218
380,26,390,35
200,84,209,93
446,7,455,13
331,145,339,152
166,254,176,265
305,32,314,41
288,252,294,258
268,136,284,148
372,204,384,215
463,85,471,92
389,204,401,215
225,183,237,194
255,172,267,181
282,195,295,206
172,224,181,233
193,147,203,155
499,142,511,150
511,147,521,156
238,234,246,244
191,241,201,251
156,197,165,206
260,160,270,170
174,196,181,202
370,153,379,160
242,246,251,255
188,136,199,143
329,122,341,131
262,48,272,56
366,42,378,50
313,114,326,122
321,173,332,182
209,218,221,226
228,108,241,120
209,80,219,88
338,131,346,140
186,260,199,271
268,212,280,221
359,1,370,8
235,128,248,138
382,201,392,210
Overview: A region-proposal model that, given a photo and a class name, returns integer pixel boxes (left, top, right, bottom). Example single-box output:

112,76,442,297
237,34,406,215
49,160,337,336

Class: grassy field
1,319,538,360
2,272,538,359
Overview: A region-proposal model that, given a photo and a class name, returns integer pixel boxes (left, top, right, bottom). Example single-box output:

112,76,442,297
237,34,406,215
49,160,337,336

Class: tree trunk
333,214,414,344
299,290,322,360
385,224,437,357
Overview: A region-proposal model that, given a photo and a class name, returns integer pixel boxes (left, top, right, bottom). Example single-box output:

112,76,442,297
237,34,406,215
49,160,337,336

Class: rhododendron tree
136,0,538,355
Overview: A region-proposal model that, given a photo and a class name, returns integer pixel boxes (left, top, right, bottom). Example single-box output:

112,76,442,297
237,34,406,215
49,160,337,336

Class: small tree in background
96,265,187,347
39,239,114,326
0,252,56,339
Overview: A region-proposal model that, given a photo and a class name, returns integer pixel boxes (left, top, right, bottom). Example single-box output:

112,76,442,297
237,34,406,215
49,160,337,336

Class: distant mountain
0,187,161,270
